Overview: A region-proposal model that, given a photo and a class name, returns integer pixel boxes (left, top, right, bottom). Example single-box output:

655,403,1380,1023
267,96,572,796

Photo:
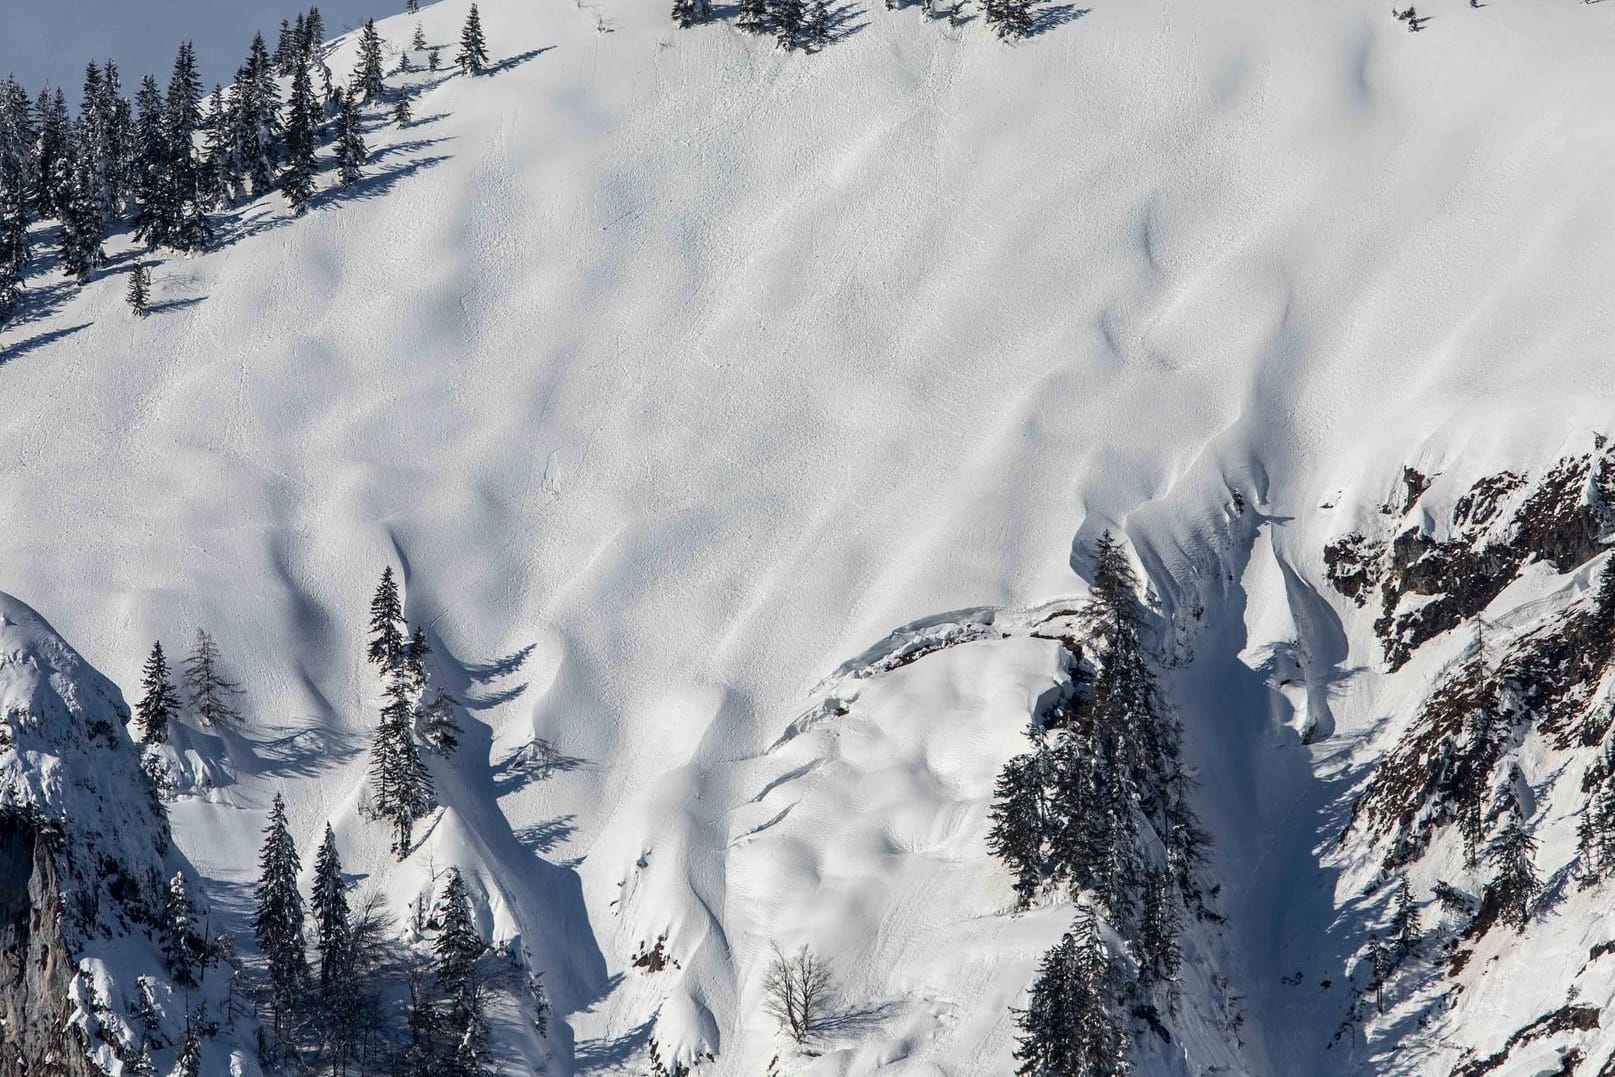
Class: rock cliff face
0,593,205,1075
0,811,91,1077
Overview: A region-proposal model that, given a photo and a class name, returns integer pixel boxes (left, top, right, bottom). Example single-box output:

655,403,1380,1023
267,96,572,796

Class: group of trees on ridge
122,565,528,1074
0,0,494,327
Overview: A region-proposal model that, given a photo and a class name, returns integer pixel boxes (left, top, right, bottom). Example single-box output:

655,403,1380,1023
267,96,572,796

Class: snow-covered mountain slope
4,0,1615,1072
0,593,246,1075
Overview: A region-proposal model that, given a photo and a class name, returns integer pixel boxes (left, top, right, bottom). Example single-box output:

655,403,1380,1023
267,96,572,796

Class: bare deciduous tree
763,944,836,1045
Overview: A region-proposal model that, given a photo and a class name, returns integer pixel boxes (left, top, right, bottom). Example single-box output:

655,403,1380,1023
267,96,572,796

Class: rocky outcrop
0,809,93,1077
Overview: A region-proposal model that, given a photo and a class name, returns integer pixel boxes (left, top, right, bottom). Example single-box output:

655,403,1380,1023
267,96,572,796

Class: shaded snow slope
4,0,1615,1071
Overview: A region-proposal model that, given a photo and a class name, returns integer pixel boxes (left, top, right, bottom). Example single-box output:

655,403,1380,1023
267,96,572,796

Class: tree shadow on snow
815,999,902,1039
514,815,578,856
147,296,207,316
0,321,90,368
486,46,555,75
464,643,537,681
1025,4,1090,38
312,153,453,210
491,738,589,796
229,723,365,781
573,1013,653,1071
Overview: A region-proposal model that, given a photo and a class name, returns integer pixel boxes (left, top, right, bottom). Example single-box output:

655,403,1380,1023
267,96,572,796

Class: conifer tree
134,641,180,742
987,730,1050,909
1485,805,1540,932
253,792,309,1036
672,0,713,27
335,88,367,187
32,89,73,221
235,34,283,198
429,48,443,71
125,1046,157,1077
458,4,491,75
100,61,134,211
772,0,805,48
126,262,151,317
165,872,204,988
404,626,431,688
281,56,319,213
737,0,769,31
1013,908,1130,1077
304,8,328,60
0,156,26,324
276,19,299,76
803,0,831,49
175,1028,202,1077
184,628,244,727
434,868,484,989
413,24,429,51
394,92,415,128
352,19,388,103
1138,869,1181,995
408,0,421,11
1390,875,1421,958
311,824,350,987
59,148,107,282
162,42,212,252
369,566,406,668
418,688,464,756
371,664,436,857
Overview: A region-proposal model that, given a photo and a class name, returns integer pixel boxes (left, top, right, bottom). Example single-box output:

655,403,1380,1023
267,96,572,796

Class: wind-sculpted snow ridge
0,592,251,1075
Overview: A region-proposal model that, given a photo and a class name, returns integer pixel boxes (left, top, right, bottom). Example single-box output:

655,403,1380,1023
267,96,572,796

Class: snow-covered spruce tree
1390,875,1421,958
126,262,151,317
134,641,181,743
672,0,713,28
334,88,367,188
408,0,420,11
159,42,212,253
371,663,436,858
737,0,770,31
197,85,229,210
1484,801,1540,932
394,92,414,129
412,23,429,51
987,728,1053,909
458,5,491,76
32,88,73,222
101,61,135,211
1137,869,1181,996
131,74,167,244
125,1044,157,1077
404,626,431,688
234,33,283,199
311,823,351,997
0,155,27,323
165,872,205,988
275,19,299,77
984,0,1033,40
352,19,388,103
184,627,245,727
803,0,832,50
281,55,319,214
1012,907,1130,1077
418,687,464,756
60,127,108,281
434,867,492,1076
304,8,328,60
253,792,309,1038
369,566,406,669
175,1028,203,1077
772,0,806,48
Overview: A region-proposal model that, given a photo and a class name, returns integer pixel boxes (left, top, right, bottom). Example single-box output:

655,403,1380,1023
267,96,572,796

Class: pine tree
737,0,769,31
412,23,429,51
334,89,367,187
394,92,415,129
433,868,484,989
174,1028,202,1077
0,155,26,324
803,0,831,49
184,628,244,727
1367,934,1389,1013
369,567,406,668
1138,870,1182,996
987,731,1050,909
408,0,421,11
235,34,283,198
1485,807,1540,932
304,8,328,60
125,1046,157,1077
126,262,151,316
165,872,204,988
162,42,212,252
458,5,491,75
1012,908,1130,1077
32,89,73,222
1390,876,1421,958
198,85,229,209
281,56,319,214
404,626,431,687
371,664,436,857
100,61,134,211
984,0,1033,38
311,823,351,999
418,688,463,756
352,19,388,103
429,48,443,71
672,0,713,27
772,0,805,48
253,792,308,1036
134,641,180,742
276,19,299,76
129,976,162,1049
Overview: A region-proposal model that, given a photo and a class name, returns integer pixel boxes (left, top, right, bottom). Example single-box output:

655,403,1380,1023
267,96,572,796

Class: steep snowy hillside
4,0,1615,1072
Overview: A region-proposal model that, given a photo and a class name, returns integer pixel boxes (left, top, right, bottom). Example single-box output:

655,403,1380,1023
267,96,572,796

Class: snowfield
4,0,1615,1072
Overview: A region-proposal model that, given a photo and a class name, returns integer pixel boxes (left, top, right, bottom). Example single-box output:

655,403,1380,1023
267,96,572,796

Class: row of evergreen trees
1,2,494,327
987,532,1208,1076
671,0,1039,44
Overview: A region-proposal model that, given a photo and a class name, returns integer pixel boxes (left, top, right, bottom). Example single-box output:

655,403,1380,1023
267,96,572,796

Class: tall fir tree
174,1029,203,1077
334,88,367,187
371,663,435,857
253,792,309,1037
184,627,244,727
235,34,283,198
162,42,212,252
1390,876,1421,957
0,155,26,323
311,823,351,1000
126,262,151,317
165,872,204,988
1485,803,1540,932
134,641,180,743
101,61,134,211
737,0,769,30
281,55,319,214
1013,907,1131,1077
458,4,491,75
352,19,388,103
369,566,405,668
32,89,73,222
131,75,168,246
772,0,805,48
987,729,1052,909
